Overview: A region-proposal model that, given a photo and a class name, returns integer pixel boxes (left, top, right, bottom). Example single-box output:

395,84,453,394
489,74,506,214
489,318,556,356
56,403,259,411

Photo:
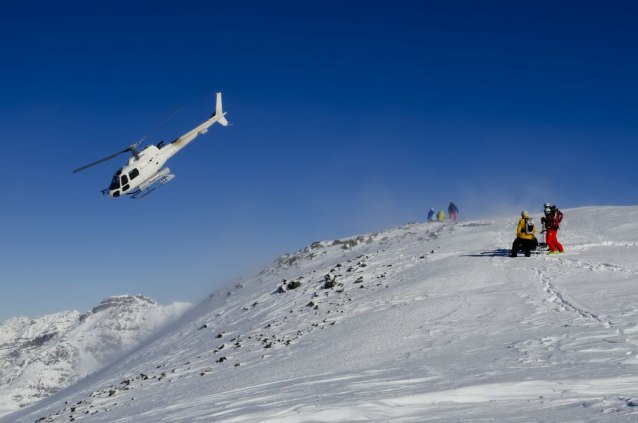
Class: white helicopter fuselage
107,145,167,197
106,94,228,198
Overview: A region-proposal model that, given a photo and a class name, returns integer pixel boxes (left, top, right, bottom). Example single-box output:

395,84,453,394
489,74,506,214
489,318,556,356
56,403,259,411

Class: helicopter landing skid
129,174,175,199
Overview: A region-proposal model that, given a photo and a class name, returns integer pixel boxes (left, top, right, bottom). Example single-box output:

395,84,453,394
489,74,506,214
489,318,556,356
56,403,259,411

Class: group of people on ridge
510,203,564,257
428,202,459,223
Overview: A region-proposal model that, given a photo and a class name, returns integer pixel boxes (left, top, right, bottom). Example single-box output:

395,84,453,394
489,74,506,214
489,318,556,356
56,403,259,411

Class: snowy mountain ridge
4,206,638,422
0,295,191,416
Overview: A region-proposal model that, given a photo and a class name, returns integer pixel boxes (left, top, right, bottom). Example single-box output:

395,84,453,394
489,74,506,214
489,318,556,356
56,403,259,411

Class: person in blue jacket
427,208,435,222
448,202,459,221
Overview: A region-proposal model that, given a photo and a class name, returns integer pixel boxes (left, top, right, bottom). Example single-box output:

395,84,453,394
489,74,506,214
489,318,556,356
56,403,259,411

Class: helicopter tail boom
165,92,229,154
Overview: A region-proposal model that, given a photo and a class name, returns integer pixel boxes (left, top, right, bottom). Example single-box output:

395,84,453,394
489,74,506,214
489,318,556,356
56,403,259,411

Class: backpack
523,218,535,235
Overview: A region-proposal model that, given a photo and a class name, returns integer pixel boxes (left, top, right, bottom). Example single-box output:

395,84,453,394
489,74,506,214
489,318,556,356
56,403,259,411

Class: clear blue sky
1,1,637,321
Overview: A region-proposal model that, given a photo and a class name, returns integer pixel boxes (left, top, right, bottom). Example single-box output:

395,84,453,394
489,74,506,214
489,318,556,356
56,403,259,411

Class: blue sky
1,1,637,321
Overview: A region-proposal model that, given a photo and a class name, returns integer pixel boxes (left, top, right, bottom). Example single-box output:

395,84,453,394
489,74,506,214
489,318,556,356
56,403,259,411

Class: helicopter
73,92,229,199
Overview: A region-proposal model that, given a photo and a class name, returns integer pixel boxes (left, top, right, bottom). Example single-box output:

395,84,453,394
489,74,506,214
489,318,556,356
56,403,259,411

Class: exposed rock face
91,295,158,314
0,295,190,414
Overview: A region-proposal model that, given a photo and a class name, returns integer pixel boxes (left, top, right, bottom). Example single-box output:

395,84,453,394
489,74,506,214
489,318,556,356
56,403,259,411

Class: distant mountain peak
0,295,191,414
91,295,158,314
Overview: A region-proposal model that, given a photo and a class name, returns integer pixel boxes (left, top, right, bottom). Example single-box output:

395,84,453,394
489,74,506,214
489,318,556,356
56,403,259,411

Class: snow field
4,206,638,422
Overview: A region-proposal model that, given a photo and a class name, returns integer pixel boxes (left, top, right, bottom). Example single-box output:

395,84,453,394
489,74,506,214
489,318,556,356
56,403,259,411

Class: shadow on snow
462,249,511,257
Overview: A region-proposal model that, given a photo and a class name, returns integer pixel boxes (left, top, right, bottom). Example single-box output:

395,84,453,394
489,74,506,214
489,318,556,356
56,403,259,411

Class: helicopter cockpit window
109,175,120,191
129,168,140,180
121,174,129,185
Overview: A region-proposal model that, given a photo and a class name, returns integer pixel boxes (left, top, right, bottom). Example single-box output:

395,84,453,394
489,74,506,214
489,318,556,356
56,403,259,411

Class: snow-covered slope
0,295,191,416
4,206,638,422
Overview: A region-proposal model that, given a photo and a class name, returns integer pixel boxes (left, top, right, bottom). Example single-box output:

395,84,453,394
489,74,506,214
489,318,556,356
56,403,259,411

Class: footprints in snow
534,269,604,325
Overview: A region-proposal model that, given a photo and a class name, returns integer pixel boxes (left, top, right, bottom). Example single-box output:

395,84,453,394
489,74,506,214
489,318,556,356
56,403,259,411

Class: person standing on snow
448,202,459,221
543,202,564,225
510,211,536,258
541,206,564,254
436,210,445,222
427,208,436,222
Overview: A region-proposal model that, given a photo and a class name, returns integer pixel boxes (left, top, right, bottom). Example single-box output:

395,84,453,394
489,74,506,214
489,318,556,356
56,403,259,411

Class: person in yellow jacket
436,210,445,222
510,211,536,257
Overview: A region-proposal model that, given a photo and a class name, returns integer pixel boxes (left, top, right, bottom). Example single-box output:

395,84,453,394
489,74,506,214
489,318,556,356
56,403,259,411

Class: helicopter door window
129,168,139,180
121,174,129,185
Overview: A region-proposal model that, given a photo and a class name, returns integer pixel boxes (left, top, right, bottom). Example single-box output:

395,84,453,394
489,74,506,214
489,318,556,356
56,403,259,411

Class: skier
427,208,436,222
448,202,459,221
510,211,536,258
541,206,564,254
436,210,445,222
543,203,564,224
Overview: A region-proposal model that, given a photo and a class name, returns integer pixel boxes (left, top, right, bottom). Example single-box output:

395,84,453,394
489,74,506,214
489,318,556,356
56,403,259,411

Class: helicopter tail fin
213,92,229,126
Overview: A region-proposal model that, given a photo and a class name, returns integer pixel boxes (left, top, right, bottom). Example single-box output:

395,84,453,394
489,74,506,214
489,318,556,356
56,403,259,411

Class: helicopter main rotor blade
136,106,183,145
72,106,182,174
72,148,129,174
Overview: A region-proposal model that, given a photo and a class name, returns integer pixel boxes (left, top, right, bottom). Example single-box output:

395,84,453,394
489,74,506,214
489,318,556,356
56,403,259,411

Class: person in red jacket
541,206,564,254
